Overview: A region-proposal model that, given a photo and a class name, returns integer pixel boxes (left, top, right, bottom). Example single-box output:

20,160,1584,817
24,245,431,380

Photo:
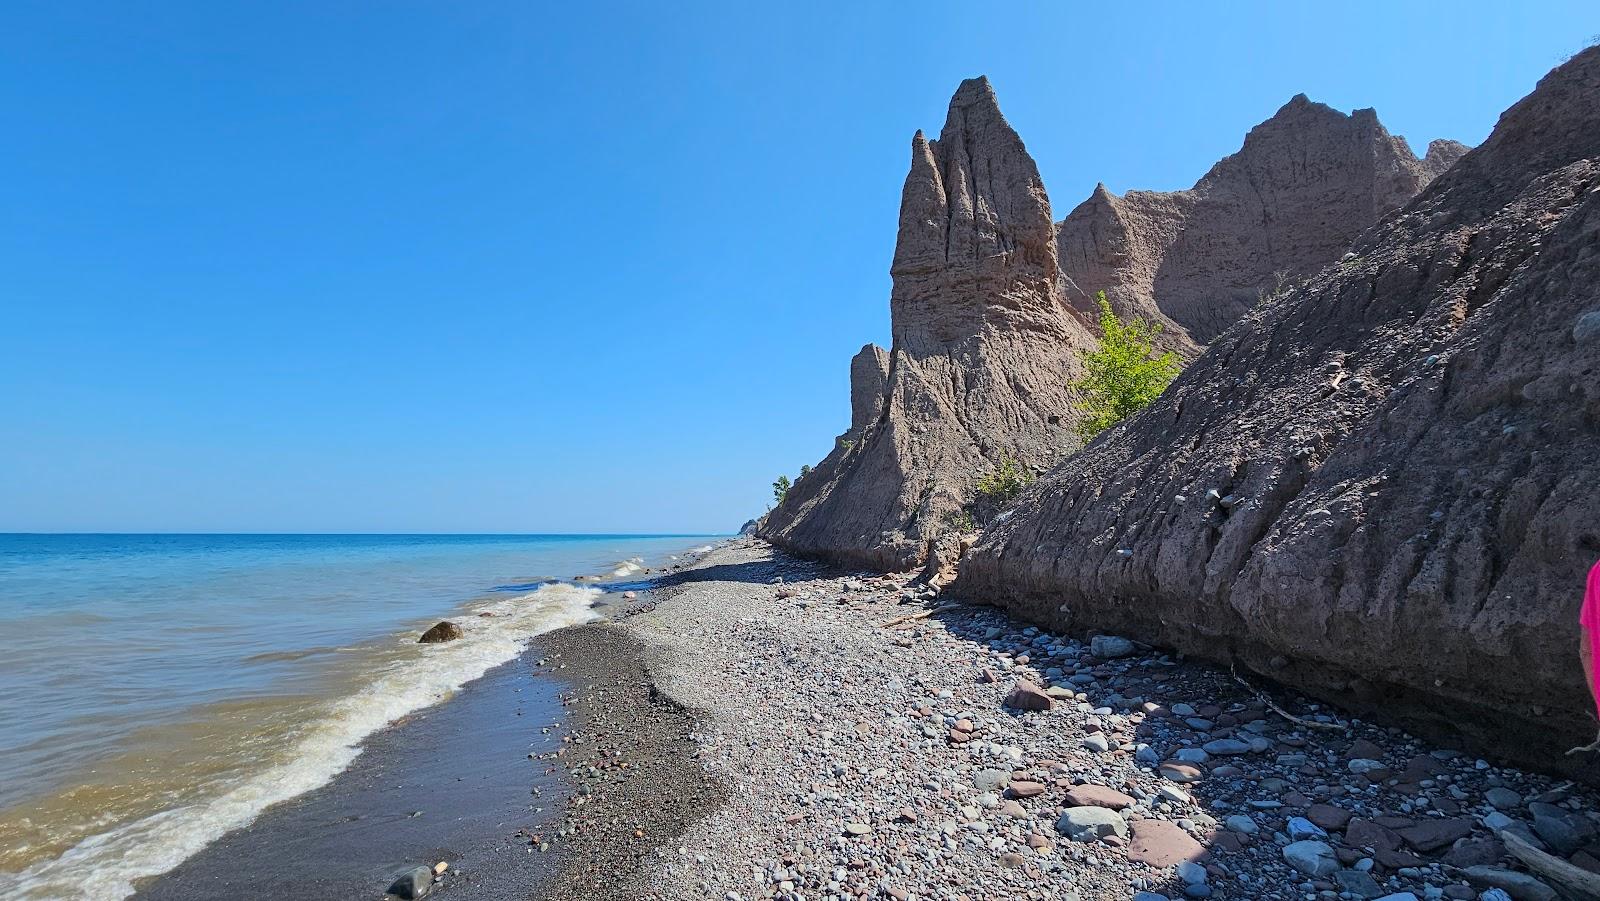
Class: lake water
0,533,717,899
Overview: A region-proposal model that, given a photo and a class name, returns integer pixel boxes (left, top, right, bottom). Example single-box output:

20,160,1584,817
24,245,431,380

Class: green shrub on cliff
1070,292,1181,439
974,455,1031,507
772,474,791,505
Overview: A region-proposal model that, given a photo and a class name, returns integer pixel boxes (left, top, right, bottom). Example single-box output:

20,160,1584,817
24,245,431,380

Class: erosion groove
957,46,1600,779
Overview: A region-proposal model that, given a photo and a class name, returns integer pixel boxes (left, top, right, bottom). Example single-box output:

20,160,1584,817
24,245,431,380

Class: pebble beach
541,538,1600,901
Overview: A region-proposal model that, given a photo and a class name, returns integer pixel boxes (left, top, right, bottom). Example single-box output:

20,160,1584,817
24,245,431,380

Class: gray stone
1372,894,1420,901
1525,801,1597,858
1055,806,1128,842
418,621,462,643
387,866,434,900
1081,733,1110,753
1288,816,1327,840
973,768,1011,792
1333,869,1385,899
1177,861,1207,885
1090,635,1136,658
1201,738,1252,756
1485,787,1523,810
1225,815,1258,834
1283,840,1339,877
1174,748,1210,763
1575,310,1600,344
1460,867,1558,901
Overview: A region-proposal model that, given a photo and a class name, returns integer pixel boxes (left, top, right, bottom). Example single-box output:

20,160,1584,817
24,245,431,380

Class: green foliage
974,455,1031,507
798,464,812,481
772,474,791,505
943,508,977,533
1070,292,1181,440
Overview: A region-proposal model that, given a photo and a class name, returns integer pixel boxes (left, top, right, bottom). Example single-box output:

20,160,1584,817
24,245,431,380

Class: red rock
1402,753,1445,778
1397,818,1474,853
947,729,972,743
1348,818,1428,868
1347,738,1386,760
1063,785,1135,810
1007,780,1046,799
1211,830,1248,853
1003,680,1054,712
1306,804,1352,831
1158,762,1203,783
953,718,974,733
1128,819,1206,867
1441,837,1504,868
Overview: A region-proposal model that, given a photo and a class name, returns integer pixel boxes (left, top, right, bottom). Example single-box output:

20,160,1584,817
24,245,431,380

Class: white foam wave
609,556,645,578
0,583,602,900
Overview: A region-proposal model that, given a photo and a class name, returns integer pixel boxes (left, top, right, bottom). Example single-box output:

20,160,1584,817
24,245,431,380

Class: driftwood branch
880,605,960,628
1499,827,1600,899
1566,723,1600,755
1230,665,1347,732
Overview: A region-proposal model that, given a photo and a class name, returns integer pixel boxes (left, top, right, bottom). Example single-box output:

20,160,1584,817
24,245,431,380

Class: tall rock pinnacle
761,78,1094,572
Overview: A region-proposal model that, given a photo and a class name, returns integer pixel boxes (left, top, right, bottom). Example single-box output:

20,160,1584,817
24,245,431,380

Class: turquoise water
0,533,718,899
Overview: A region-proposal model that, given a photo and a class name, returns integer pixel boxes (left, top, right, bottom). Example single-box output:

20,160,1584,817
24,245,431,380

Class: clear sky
2,2,1594,533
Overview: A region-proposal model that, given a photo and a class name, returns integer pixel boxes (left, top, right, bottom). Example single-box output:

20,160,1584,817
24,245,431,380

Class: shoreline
123,542,722,901
135,538,1600,900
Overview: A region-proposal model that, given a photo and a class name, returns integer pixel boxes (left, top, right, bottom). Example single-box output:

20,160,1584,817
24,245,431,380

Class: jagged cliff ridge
760,78,1094,572
1057,96,1468,355
957,47,1600,775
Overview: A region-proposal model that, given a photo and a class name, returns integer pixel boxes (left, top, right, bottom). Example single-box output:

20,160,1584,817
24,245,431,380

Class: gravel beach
545,538,1600,901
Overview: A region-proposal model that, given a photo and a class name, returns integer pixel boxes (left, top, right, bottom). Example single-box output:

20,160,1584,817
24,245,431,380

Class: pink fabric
1585,562,1600,720
1585,562,1600,632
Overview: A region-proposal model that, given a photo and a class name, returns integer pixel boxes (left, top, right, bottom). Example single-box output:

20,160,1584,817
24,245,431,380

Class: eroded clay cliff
1057,96,1469,355
957,47,1600,775
761,78,1094,571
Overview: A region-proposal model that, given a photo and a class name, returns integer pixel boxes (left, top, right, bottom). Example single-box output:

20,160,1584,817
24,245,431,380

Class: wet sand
136,647,572,900
133,563,724,901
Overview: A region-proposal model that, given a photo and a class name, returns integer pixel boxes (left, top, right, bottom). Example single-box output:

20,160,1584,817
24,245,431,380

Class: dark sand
136,648,572,900
535,621,722,901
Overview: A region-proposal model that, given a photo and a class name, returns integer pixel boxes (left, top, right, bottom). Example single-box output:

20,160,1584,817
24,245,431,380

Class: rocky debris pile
760,76,1094,573
612,540,1596,901
958,46,1600,776
1056,96,1466,355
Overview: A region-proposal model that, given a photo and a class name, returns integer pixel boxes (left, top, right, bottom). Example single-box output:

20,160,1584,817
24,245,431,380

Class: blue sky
1,2,1593,533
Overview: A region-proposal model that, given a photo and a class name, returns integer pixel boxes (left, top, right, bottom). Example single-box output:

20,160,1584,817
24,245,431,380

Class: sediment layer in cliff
957,46,1600,777
1057,96,1468,356
760,77,1094,572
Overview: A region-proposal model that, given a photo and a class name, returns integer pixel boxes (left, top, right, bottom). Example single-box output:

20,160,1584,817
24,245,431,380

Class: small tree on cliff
772,474,792,505
1070,292,1181,439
